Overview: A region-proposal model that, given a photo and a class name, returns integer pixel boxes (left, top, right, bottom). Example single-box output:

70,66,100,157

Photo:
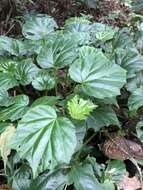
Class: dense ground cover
0,1,143,190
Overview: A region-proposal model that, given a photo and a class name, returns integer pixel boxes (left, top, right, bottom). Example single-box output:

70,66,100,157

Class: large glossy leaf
87,106,120,131
15,58,39,85
126,71,143,92
0,36,26,56
29,169,68,190
32,70,55,91
22,14,58,40
10,105,76,177
68,163,103,190
116,48,143,79
112,29,134,50
0,59,18,90
65,31,91,46
0,122,11,134
128,88,143,112
0,73,18,91
64,17,92,32
37,37,76,69
0,89,9,106
69,46,126,99
0,95,29,121
91,23,116,42
73,120,87,151
31,96,59,107
64,17,92,45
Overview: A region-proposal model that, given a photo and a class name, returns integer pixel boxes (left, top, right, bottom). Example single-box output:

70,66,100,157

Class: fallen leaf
0,125,15,169
102,137,143,160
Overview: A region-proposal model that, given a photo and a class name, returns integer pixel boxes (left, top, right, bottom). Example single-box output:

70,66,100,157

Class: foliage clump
0,8,143,189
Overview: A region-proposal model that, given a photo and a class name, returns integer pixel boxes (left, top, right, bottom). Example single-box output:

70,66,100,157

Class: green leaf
32,70,55,91
87,106,120,131
29,168,68,190
112,29,134,50
102,180,115,190
67,95,97,120
73,120,87,150
0,59,18,90
128,88,143,112
0,72,18,91
91,23,116,41
85,157,104,178
116,48,143,79
10,105,76,177
69,46,126,99
66,31,91,46
68,163,103,190
0,89,9,106
104,160,126,182
136,121,143,143
65,17,91,31
64,17,92,45
126,71,143,92
31,96,60,107
11,164,32,190
0,36,26,56
0,122,11,134
37,37,76,69
22,14,57,40
0,95,29,121
15,58,39,85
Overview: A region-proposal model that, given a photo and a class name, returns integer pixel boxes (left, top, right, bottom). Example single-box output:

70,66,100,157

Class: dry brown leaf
118,175,143,190
0,125,15,169
102,137,143,160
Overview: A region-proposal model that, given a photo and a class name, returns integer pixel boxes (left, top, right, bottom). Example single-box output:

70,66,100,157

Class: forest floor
0,0,130,35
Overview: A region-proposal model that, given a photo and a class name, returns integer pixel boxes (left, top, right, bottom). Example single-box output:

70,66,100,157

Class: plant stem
75,132,96,161
64,185,68,190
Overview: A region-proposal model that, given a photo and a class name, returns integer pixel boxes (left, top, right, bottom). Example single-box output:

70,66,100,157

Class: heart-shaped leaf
37,37,76,69
22,14,58,40
68,163,103,190
0,36,26,56
32,70,55,91
15,58,39,85
11,105,76,177
69,46,126,99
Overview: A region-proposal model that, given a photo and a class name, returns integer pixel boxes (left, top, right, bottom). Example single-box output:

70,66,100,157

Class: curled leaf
67,95,97,120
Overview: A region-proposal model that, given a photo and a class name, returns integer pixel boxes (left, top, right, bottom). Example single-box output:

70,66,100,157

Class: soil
0,0,131,35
